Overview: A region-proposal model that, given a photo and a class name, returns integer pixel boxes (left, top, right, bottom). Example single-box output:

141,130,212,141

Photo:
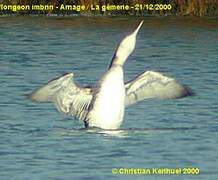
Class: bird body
28,21,193,130
86,65,125,129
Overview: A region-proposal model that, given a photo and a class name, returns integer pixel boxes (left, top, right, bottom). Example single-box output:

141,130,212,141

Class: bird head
113,21,144,66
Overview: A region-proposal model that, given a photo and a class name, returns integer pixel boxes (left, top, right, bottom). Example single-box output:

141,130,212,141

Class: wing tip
25,92,35,102
182,85,195,98
170,84,194,99
28,73,74,103
26,89,50,103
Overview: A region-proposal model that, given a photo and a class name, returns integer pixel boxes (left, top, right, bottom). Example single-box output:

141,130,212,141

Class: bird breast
87,66,125,129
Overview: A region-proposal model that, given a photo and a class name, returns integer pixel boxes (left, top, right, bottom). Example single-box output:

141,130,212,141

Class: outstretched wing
28,73,93,121
125,71,193,106
28,71,193,118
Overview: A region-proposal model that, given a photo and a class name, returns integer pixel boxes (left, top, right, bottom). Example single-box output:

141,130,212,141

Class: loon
28,21,193,130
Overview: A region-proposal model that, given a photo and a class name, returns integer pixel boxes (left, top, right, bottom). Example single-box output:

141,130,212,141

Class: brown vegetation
0,0,217,16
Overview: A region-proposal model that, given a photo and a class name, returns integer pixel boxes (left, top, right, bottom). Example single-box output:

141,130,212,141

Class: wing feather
29,71,193,119
125,71,193,106
28,73,93,121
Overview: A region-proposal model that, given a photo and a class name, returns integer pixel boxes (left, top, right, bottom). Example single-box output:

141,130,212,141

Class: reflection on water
54,127,197,138
0,16,218,179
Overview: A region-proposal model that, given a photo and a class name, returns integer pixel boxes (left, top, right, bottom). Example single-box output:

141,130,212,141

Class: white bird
28,21,192,129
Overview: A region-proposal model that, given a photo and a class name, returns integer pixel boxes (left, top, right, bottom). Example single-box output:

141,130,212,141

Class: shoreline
0,1,217,17
0,13,217,17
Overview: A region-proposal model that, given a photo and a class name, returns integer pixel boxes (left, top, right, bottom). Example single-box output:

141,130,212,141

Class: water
0,16,218,180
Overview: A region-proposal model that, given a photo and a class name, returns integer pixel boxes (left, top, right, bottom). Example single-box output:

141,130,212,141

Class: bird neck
108,54,125,69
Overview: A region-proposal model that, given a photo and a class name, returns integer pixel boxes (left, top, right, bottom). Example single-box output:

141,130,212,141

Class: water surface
0,16,218,179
